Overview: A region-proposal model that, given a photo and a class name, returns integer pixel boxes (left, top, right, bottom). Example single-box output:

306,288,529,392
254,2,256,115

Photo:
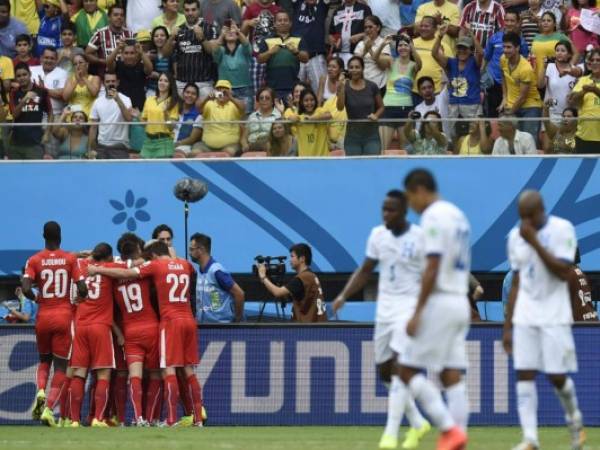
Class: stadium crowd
0,0,599,158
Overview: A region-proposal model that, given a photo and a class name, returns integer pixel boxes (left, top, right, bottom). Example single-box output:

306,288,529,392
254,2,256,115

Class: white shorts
513,324,577,373
373,313,411,364
400,293,470,372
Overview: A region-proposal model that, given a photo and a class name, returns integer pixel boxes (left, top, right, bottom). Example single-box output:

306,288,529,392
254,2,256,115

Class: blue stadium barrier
1,324,598,426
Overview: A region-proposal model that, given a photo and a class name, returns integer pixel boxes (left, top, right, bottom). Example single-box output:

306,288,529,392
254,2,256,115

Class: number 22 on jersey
166,273,190,303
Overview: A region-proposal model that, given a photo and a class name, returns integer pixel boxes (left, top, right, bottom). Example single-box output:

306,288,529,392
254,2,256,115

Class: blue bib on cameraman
196,259,235,323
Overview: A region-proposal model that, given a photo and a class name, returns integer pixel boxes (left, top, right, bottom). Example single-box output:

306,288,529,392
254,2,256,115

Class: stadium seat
241,151,268,158
383,149,407,155
194,152,232,158
329,149,345,156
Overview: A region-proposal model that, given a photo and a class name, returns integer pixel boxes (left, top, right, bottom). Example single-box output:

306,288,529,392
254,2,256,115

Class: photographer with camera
257,243,327,323
190,233,245,323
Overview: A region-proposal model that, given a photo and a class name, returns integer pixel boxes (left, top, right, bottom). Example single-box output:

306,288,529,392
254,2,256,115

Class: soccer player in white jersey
504,190,585,450
332,190,431,450
394,169,471,450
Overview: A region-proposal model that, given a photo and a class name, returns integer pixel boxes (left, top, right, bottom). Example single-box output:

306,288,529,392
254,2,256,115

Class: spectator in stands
354,15,391,94
483,11,529,117
569,49,600,153
147,26,171,96
8,0,38,36
403,110,448,154
8,63,52,159
292,0,328,93
455,118,492,154
71,0,108,48
379,34,422,150
329,0,372,65
317,57,347,150
530,12,575,82
282,80,309,117
164,0,218,98
174,83,203,157
241,0,280,92
197,79,245,155
152,0,185,34
520,0,544,49
62,53,101,116
259,243,327,322
500,31,543,139
336,55,384,155
542,104,577,153
412,16,452,95
0,0,29,58
51,107,90,159
258,10,308,101
414,75,450,136
459,0,506,49
400,0,428,30
0,48,12,91
288,88,332,156
268,118,297,155
492,114,537,153
317,56,344,105
57,22,83,72
415,0,461,48
126,0,161,34
35,0,65,58
31,47,67,119
85,5,134,76
200,0,242,31
107,41,153,110
0,287,37,323
241,87,281,152
366,0,401,38
564,0,599,56
13,33,39,67
89,72,133,159
139,72,179,158
209,22,253,114
190,232,245,323
538,40,581,126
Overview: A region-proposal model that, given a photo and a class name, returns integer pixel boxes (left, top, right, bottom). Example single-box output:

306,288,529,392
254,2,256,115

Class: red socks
178,373,193,416
46,370,67,409
59,377,71,419
163,375,179,426
36,361,51,391
187,375,204,424
68,376,85,423
113,375,128,423
130,376,143,420
94,379,110,421
145,378,162,422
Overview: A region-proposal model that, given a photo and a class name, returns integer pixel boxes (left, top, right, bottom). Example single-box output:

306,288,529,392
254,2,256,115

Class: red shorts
124,323,160,370
35,312,73,359
159,318,198,368
71,323,115,370
114,340,128,371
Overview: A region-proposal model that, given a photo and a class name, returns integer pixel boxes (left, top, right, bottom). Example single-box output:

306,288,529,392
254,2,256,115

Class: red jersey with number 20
112,260,158,331
75,259,115,326
24,249,82,316
135,258,194,321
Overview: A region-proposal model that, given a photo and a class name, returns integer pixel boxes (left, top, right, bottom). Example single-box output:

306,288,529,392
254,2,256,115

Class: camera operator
258,243,327,323
190,233,245,323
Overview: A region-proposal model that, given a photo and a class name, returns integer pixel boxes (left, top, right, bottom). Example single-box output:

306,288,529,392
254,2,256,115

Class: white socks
445,380,469,431
517,380,539,445
555,377,581,424
408,373,454,432
383,376,407,438
405,392,426,429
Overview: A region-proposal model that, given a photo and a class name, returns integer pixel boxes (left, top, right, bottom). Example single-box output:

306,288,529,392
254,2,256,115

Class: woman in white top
317,57,344,105
353,15,392,94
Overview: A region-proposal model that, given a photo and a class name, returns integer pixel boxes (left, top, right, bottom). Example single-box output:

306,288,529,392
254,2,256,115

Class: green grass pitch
0,426,598,450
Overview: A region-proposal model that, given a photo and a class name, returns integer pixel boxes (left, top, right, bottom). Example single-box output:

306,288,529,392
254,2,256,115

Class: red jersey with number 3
75,259,115,326
135,258,194,321
24,249,83,316
112,260,158,331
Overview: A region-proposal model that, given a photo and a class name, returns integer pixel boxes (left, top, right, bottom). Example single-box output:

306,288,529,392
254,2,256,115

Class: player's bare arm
502,271,520,354
20,277,36,301
406,255,440,337
332,258,378,313
111,323,125,346
520,220,572,280
87,265,139,280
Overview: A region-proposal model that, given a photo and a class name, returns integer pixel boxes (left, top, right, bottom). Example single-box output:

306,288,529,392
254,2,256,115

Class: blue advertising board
1,157,600,275
1,325,598,426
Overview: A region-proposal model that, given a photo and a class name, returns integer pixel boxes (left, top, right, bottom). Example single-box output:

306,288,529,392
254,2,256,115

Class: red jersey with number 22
75,259,115,326
112,260,158,331
135,258,194,321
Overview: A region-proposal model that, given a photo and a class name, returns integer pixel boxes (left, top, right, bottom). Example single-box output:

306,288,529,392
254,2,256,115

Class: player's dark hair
191,233,211,253
43,221,61,244
502,32,521,48
92,242,113,261
404,169,437,193
386,190,407,209
152,224,174,240
146,240,170,257
290,243,312,266
15,34,31,46
120,240,140,260
117,232,144,256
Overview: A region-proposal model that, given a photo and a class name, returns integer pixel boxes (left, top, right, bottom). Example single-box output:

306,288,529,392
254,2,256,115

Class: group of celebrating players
22,226,204,428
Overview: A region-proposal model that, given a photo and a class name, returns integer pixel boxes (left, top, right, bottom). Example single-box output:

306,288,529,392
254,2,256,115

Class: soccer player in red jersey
89,240,204,427
22,221,87,427
68,243,116,427
111,234,162,426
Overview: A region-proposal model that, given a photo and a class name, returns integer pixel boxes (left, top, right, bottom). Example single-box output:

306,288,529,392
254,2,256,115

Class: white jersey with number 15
421,200,471,296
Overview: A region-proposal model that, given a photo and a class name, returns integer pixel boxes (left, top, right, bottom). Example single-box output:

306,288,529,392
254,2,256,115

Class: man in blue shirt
0,0,28,58
190,233,245,323
483,11,529,117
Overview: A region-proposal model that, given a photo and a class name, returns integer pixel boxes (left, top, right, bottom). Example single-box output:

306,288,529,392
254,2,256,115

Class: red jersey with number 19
24,249,82,316
112,260,158,330
135,258,194,321
75,259,115,326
